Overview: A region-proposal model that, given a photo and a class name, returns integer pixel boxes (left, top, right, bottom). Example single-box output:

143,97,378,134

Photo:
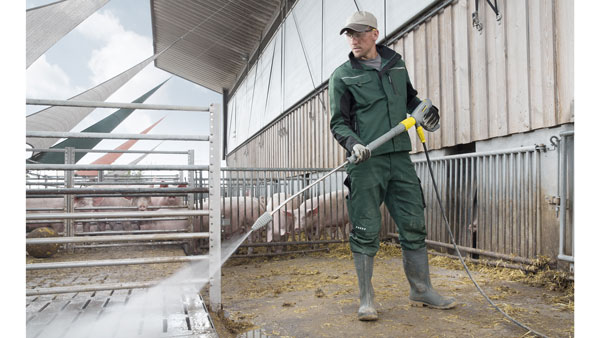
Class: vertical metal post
187,150,196,253
557,133,574,264
208,104,222,308
64,147,75,252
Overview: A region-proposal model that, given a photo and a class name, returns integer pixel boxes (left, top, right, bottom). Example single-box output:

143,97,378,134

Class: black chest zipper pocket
387,73,399,95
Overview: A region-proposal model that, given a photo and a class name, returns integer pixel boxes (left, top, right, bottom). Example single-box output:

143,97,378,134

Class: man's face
345,28,379,59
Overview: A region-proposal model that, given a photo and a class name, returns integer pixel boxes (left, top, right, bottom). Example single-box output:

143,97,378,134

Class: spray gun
250,99,433,232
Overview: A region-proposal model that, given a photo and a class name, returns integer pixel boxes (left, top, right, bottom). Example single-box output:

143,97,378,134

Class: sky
25,0,223,167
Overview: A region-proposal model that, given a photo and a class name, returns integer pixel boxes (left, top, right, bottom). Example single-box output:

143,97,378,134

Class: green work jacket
329,45,422,157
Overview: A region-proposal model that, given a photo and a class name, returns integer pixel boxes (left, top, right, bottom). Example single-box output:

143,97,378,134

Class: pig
129,195,152,211
93,195,137,231
26,196,98,233
201,196,265,254
139,208,189,231
201,196,265,236
266,193,303,244
25,197,65,233
149,184,185,208
73,196,94,233
73,184,144,231
293,190,350,241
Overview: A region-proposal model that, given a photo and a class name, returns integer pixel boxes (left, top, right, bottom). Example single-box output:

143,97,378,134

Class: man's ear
372,29,379,41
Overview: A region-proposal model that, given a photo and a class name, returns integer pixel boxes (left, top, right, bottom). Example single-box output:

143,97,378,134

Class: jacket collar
348,45,401,70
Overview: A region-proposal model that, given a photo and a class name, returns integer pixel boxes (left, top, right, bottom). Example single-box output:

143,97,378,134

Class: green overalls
329,45,427,256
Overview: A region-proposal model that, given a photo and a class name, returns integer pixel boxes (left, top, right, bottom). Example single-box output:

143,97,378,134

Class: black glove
422,105,440,132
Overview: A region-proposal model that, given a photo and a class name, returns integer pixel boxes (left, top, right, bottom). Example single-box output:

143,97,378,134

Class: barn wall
227,0,573,168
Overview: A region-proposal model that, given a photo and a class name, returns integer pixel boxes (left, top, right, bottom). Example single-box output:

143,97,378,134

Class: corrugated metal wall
226,0,573,168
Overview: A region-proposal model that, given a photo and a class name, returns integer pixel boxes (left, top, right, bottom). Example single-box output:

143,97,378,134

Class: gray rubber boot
402,247,457,309
353,253,378,321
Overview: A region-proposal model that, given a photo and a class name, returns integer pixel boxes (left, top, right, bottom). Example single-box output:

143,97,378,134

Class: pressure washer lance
415,125,549,338
251,99,434,232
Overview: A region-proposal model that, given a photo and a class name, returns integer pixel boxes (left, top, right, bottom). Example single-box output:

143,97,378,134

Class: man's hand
422,105,440,132
412,103,440,132
352,144,371,164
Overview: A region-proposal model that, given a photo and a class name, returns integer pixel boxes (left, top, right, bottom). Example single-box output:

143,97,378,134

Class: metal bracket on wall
472,0,502,32
546,195,571,217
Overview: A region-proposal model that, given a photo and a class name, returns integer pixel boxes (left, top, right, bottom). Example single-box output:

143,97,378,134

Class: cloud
75,9,125,43
76,9,164,89
69,9,171,134
26,54,82,100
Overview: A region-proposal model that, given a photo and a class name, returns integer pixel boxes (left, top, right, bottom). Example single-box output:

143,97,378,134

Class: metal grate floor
26,285,218,337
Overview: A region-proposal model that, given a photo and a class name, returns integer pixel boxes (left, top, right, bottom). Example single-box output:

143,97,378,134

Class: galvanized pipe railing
25,181,189,187
390,145,545,261
26,209,208,220
26,187,207,196
26,130,208,141
27,147,189,154
26,232,209,245
27,217,188,224
26,255,208,270
26,98,210,112
25,104,222,304
75,229,188,236
26,278,210,296
26,164,209,171
73,205,186,211
73,241,187,249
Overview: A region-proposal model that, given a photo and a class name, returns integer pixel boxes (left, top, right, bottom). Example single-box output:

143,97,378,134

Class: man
329,11,456,321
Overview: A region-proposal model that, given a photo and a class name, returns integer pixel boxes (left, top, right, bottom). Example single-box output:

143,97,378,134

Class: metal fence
192,168,349,254
25,101,222,306
27,133,569,296
390,145,546,261
191,144,548,263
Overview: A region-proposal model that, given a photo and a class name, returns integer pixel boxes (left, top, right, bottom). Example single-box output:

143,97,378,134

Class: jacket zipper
387,73,399,95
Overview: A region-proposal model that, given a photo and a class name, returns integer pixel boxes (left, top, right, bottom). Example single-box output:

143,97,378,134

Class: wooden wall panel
426,15,442,149
506,0,531,134
539,0,557,127
468,0,489,141
414,24,428,153
485,0,508,138
528,0,546,130
402,32,418,153
453,0,471,144
555,0,574,124
439,6,456,147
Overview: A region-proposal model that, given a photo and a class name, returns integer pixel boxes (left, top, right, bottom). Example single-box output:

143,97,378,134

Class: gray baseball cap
339,11,378,35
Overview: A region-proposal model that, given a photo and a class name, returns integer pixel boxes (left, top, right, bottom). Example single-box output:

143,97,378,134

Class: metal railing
200,168,349,246
389,145,546,260
557,131,574,263
25,101,222,306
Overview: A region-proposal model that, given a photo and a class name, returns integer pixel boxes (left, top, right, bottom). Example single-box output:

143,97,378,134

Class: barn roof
150,0,288,94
